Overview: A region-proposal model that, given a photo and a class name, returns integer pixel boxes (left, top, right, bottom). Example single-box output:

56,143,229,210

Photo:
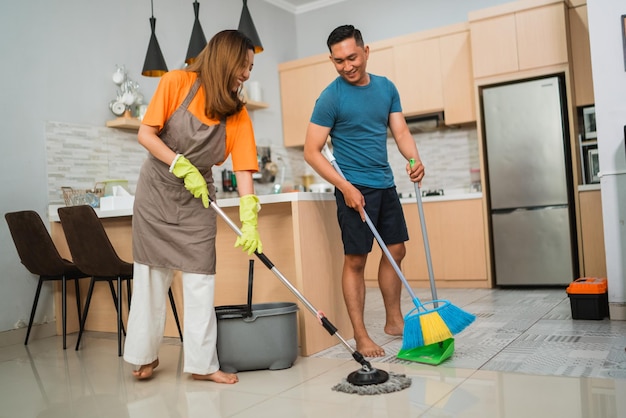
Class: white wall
0,0,293,337
587,0,626,318
0,0,555,338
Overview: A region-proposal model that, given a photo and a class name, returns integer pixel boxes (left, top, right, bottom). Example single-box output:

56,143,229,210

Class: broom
322,146,475,349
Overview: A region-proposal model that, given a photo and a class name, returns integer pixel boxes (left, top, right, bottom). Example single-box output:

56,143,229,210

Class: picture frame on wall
622,15,626,71
583,106,597,140
588,148,600,183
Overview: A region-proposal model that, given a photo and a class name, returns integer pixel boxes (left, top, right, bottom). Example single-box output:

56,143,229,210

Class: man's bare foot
384,322,404,336
192,370,238,384
356,337,385,357
132,359,159,380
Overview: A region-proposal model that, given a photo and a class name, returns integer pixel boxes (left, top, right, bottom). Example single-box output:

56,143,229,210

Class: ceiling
263,0,347,14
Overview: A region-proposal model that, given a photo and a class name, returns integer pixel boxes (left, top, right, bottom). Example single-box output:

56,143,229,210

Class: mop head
402,300,475,350
332,372,412,395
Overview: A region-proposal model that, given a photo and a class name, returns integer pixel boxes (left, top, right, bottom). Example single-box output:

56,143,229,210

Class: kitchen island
48,190,486,355
48,193,350,356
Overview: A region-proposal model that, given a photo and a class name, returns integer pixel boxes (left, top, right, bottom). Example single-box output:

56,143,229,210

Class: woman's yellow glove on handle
170,154,209,208
235,194,263,254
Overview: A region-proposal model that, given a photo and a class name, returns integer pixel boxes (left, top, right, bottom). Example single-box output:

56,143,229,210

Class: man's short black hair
327,25,364,52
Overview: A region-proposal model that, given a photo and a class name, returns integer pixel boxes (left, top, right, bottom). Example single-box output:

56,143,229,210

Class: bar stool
57,205,183,356
5,210,90,349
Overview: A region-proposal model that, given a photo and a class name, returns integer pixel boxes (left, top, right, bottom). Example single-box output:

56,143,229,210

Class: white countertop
48,191,483,222
578,184,601,192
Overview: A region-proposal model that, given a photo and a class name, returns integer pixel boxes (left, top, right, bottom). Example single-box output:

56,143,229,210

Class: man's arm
388,112,425,183
303,122,366,220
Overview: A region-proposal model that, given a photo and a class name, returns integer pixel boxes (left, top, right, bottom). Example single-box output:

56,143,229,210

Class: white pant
123,262,220,375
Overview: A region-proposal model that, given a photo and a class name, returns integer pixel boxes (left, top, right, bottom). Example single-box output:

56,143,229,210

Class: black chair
5,210,90,349
57,205,183,356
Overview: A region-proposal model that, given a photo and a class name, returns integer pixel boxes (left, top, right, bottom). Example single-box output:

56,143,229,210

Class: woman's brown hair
186,30,254,119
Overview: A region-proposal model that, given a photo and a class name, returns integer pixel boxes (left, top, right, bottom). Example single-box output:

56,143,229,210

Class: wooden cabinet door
440,31,476,125
438,199,487,280
516,3,568,71
470,13,518,78
569,5,595,106
279,60,336,147
367,46,395,82
579,191,607,278
393,38,444,116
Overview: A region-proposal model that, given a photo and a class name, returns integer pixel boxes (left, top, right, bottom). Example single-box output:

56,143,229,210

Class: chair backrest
57,205,127,277
5,210,68,277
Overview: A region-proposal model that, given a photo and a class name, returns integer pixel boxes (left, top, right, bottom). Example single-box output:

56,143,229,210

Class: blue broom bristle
437,303,475,335
402,315,424,349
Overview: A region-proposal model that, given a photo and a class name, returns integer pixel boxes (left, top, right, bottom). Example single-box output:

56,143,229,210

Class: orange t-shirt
142,70,259,172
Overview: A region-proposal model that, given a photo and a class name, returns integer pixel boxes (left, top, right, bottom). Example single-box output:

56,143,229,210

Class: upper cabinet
394,37,444,117
469,1,568,79
278,56,336,147
278,23,476,146
569,4,595,106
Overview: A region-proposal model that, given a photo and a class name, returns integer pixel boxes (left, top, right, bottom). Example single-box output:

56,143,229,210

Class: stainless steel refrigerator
481,75,578,286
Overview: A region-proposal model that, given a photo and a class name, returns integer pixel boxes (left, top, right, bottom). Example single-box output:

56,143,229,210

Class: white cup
247,81,262,102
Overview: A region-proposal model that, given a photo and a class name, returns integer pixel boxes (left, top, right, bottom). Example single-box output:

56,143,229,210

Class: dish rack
61,185,104,207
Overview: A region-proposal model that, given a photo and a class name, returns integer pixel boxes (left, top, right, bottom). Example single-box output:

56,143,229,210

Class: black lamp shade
185,1,207,65
142,17,168,77
238,0,263,53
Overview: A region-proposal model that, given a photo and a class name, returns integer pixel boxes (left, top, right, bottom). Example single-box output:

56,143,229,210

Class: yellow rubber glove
235,194,263,254
170,155,209,208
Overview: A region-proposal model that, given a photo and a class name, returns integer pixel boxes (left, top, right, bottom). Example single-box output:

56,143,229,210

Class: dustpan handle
410,160,438,303
246,259,254,318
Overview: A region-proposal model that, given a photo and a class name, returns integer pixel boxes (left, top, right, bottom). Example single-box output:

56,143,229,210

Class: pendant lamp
185,1,207,65
238,0,263,53
142,0,168,77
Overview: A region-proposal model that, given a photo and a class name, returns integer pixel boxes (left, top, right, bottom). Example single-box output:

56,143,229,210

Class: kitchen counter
48,191,482,221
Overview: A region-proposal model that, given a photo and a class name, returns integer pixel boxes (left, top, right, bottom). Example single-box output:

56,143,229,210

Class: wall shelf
106,101,268,131
105,116,141,131
246,100,269,110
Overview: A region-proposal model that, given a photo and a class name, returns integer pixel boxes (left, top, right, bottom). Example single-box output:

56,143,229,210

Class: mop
208,198,411,395
322,146,475,351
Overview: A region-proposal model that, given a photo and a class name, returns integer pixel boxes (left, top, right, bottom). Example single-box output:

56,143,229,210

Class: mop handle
322,146,421,304
410,159,438,303
208,198,366,364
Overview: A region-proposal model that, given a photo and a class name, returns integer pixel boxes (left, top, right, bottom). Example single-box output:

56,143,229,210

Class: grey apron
133,79,226,274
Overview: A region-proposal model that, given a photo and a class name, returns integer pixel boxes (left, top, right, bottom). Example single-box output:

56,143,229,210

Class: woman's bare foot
132,359,159,380
192,370,238,384
356,337,385,357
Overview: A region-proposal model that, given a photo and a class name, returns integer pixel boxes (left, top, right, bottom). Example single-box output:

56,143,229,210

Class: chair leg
168,288,183,342
74,279,82,326
107,280,126,336
25,279,44,345
75,279,96,351
117,276,122,357
62,277,67,350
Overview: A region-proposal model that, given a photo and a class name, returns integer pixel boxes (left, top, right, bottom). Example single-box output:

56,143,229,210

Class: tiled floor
1,288,625,417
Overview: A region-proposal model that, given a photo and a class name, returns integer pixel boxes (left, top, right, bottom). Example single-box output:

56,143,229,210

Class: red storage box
566,278,609,320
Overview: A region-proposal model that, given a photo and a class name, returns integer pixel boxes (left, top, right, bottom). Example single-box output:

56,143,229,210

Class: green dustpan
397,337,454,365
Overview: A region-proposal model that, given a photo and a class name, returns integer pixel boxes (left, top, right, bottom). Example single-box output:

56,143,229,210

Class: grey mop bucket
215,259,299,373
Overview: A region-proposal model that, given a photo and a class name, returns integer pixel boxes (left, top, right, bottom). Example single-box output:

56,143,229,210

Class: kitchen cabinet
278,24,476,146
469,1,569,79
578,189,607,278
364,197,489,288
394,38,444,116
569,4,595,106
278,46,395,147
279,57,336,147
439,30,476,125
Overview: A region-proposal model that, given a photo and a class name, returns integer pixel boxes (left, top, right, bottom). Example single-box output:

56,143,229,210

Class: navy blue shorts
335,186,409,255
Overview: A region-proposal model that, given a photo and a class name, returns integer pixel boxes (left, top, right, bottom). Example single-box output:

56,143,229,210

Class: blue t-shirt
310,74,402,188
